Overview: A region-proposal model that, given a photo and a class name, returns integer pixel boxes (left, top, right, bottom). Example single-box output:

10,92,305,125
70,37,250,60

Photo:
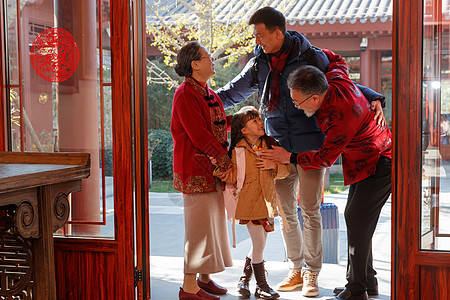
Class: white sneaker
275,269,303,291
302,270,319,297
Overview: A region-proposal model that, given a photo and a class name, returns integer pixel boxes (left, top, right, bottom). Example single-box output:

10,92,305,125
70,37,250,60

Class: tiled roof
146,0,393,25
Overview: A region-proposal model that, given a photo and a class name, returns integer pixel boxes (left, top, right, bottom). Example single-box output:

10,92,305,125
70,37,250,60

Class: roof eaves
287,16,392,26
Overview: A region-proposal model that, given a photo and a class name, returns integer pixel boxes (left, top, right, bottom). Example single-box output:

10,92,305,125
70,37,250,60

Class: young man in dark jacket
216,6,386,298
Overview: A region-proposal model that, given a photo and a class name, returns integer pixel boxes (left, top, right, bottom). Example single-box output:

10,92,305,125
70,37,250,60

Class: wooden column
360,48,381,91
32,186,57,298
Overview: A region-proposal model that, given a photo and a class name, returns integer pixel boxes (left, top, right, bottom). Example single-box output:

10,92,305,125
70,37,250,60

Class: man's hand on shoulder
371,100,386,127
260,146,291,164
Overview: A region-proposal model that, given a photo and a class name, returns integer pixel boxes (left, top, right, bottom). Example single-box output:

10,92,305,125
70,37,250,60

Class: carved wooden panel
0,226,33,299
0,184,75,300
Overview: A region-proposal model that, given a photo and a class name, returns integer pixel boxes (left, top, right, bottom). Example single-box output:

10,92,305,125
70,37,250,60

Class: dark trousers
344,156,391,295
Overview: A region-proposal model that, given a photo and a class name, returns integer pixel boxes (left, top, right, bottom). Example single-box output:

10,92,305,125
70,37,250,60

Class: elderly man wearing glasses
262,50,392,300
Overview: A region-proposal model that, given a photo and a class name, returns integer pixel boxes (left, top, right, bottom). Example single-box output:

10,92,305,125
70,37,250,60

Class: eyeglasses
292,94,315,109
197,54,213,61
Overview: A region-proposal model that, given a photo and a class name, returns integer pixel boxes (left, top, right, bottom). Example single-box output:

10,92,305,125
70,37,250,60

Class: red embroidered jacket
295,50,392,185
171,77,232,193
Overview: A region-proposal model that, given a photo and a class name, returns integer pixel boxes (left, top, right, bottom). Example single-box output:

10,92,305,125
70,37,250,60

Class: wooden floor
149,190,392,299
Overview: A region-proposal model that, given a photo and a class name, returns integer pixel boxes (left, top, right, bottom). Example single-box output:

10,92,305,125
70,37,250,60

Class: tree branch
146,59,180,89
146,1,185,45
177,0,197,14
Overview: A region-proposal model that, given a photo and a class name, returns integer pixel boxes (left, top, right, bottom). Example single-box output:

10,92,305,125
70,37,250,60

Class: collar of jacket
185,76,209,97
236,138,267,154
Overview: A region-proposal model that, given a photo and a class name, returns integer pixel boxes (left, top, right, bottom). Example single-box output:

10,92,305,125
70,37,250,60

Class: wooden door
0,1,5,152
0,0,149,298
131,0,151,298
393,0,450,299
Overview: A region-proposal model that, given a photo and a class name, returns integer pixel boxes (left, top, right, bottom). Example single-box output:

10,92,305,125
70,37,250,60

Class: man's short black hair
287,65,329,95
249,6,286,34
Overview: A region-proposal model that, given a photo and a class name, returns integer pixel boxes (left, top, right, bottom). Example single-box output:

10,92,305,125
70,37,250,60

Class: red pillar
360,47,382,92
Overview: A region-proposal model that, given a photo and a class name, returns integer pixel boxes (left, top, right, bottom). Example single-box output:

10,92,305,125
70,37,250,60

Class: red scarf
261,41,293,113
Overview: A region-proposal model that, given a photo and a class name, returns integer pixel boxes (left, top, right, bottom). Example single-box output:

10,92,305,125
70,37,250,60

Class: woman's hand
256,158,277,170
260,146,291,164
208,155,218,166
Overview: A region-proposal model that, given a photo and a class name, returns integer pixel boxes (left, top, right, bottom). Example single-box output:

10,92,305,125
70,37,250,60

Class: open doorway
145,1,393,299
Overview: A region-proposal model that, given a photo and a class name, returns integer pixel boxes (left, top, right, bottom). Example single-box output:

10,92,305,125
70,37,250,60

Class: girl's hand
256,158,276,170
214,168,233,182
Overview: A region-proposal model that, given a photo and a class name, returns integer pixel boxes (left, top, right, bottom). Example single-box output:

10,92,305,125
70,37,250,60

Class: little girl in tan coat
217,106,290,299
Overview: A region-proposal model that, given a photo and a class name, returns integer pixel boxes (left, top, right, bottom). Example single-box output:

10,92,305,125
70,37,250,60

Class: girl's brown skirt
182,182,233,274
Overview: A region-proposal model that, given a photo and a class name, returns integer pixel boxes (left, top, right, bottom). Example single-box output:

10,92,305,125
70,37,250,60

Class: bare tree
145,0,295,88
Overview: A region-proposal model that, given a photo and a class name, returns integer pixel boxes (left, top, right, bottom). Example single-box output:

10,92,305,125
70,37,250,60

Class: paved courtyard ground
149,190,392,299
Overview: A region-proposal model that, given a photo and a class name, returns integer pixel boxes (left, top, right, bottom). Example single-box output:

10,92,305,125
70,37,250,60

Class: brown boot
237,257,252,297
252,262,280,299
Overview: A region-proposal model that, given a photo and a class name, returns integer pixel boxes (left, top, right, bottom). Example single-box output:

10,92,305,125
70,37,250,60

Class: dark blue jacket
217,31,384,153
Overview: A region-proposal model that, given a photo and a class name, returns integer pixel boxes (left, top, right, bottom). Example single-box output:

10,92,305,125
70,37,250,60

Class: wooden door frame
0,0,143,298
54,0,137,298
0,0,152,297
393,0,450,299
0,0,6,151
132,0,150,297
110,0,135,297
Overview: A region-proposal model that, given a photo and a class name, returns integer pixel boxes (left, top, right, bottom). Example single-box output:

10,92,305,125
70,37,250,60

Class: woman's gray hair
174,42,202,77
287,65,328,95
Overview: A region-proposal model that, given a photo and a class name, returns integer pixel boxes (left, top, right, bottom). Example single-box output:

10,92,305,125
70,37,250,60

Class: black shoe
252,262,279,299
328,289,368,300
237,276,251,298
254,285,280,299
237,257,252,298
333,286,378,296
366,277,379,295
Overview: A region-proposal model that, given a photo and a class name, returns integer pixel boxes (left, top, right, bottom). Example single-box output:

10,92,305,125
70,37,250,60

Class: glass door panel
5,0,114,238
421,0,450,250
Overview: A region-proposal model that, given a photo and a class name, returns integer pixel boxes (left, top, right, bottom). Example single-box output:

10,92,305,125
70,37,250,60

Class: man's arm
295,100,361,170
322,49,386,126
356,85,386,126
216,58,259,109
357,84,386,107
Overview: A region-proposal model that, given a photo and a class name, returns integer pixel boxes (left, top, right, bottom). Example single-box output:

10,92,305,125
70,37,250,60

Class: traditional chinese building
146,0,393,122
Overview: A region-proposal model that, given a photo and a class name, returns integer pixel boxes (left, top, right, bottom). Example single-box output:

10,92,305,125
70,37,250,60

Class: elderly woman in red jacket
171,41,233,300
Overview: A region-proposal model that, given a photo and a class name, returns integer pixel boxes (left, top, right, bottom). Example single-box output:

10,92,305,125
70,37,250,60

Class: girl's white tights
246,222,268,264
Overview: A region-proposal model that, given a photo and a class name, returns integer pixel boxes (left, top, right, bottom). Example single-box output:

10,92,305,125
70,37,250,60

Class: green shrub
150,180,179,193
149,129,173,180
147,60,178,131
